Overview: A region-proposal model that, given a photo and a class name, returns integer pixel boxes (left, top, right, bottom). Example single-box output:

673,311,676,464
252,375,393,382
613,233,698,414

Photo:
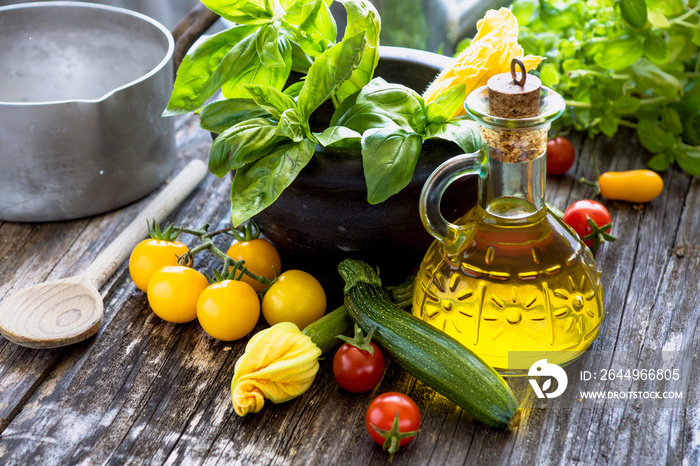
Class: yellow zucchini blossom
423,8,543,117
231,322,322,416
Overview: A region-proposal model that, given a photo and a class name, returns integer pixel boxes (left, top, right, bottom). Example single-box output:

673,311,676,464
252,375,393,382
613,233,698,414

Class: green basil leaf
244,84,297,119
647,8,670,28
637,119,673,153
164,26,257,115
425,102,449,126
276,109,306,142
295,0,336,57
589,88,605,108
356,78,425,132
455,37,472,55
209,118,284,177
661,107,683,135
222,37,292,99
572,109,592,131
675,146,700,176
288,39,314,73
612,96,641,115
431,84,466,122
297,31,366,120
594,36,644,71
314,126,362,148
573,79,593,103
682,113,700,145
540,3,578,30
201,0,274,25
539,62,560,87
643,33,670,65
646,0,684,16
424,119,483,153
679,81,700,143
284,0,319,26
635,103,662,122
562,58,585,73
647,152,671,171
280,0,333,14
283,81,305,97
599,109,619,137
333,102,405,133
199,99,271,133
230,139,315,226
619,0,648,28
668,33,697,63
512,0,537,25
307,4,337,44
329,90,360,126
630,58,682,99
256,20,287,67
295,36,330,61
334,0,381,104
362,127,422,204
518,30,543,57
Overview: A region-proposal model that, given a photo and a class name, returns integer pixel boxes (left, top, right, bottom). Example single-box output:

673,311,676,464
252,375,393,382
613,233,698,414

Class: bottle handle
420,150,485,246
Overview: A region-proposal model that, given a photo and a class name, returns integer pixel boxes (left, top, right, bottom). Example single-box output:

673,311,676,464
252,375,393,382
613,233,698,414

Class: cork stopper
477,58,547,163
487,58,541,118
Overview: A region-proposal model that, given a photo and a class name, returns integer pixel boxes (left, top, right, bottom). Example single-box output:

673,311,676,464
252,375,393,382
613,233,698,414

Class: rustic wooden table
0,114,698,465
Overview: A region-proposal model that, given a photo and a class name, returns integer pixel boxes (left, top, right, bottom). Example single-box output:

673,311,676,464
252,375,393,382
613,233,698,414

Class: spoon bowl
0,276,102,348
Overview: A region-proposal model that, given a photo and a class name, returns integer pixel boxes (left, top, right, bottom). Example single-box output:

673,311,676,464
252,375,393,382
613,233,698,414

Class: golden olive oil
416,81,604,375
413,199,604,375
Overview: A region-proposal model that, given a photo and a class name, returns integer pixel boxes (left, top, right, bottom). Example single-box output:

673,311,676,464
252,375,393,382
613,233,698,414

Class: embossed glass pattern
413,86,604,375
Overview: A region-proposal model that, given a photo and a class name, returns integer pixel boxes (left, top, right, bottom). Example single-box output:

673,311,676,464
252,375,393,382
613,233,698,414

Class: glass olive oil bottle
413,66,604,375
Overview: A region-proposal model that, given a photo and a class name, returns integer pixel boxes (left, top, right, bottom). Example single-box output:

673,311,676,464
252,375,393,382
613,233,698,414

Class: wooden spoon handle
83,159,208,289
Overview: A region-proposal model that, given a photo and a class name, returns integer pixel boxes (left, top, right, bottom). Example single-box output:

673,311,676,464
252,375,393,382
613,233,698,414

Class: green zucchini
302,304,352,354
338,259,520,430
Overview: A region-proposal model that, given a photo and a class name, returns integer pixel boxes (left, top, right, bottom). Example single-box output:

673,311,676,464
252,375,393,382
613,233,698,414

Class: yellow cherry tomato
226,238,281,292
129,239,189,292
262,270,326,329
147,266,209,323
197,280,261,341
598,169,663,203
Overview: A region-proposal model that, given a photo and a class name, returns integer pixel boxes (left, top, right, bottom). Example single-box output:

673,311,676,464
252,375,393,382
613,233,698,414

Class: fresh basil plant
164,0,482,226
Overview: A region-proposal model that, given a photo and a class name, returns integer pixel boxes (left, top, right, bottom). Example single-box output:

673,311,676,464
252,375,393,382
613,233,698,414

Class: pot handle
419,150,487,248
171,3,221,72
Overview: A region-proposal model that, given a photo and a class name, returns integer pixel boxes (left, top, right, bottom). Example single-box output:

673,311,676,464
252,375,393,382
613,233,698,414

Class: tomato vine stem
172,222,275,289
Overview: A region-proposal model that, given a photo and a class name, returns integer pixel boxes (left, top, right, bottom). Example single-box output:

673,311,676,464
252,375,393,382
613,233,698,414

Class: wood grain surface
0,160,208,349
0,114,698,465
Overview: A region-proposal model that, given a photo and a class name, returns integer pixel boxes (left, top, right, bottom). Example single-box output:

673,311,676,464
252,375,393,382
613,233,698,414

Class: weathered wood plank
0,163,233,465
0,113,698,466
0,221,89,300
498,132,699,466
0,115,214,426
0,219,94,425
675,176,700,251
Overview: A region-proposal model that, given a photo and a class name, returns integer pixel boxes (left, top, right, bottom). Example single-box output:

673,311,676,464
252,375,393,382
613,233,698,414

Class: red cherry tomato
333,342,385,393
563,200,614,252
365,392,420,454
547,137,576,175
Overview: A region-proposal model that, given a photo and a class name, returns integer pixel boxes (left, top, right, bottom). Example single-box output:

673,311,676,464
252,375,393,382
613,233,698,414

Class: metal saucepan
0,1,217,222
0,0,205,29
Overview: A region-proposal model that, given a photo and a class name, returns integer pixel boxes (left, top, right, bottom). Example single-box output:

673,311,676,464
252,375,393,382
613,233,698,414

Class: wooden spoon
0,159,209,349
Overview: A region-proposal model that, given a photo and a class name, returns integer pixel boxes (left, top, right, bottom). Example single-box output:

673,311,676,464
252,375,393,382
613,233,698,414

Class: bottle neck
478,153,546,223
